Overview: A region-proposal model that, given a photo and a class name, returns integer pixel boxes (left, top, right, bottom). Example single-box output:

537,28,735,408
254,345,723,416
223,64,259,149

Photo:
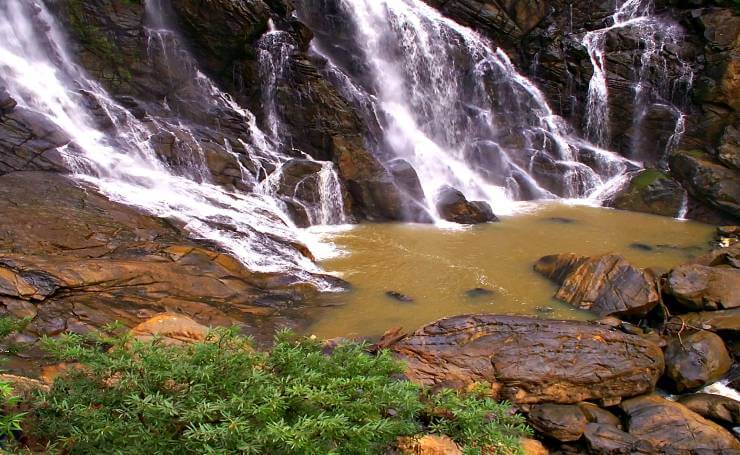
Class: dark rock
527,404,588,442
667,308,740,338
385,291,414,303
664,264,740,311
435,186,498,224
621,395,740,453
670,150,740,219
387,158,426,203
545,217,577,224
0,106,70,175
533,254,660,319
464,287,495,298
391,315,664,405
629,243,654,252
664,330,732,392
583,423,654,455
677,393,740,428
610,170,688,218
718,125,740,170
577,402,622,428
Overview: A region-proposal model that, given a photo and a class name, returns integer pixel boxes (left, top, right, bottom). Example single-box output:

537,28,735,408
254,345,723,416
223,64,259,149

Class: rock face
534,254,660,318
610,170,687,218
0,172,329,344
663,330,733,392
664,264,740,311
391,315,664,405
621,395,740,453
670,150,740,220
435,186,498,224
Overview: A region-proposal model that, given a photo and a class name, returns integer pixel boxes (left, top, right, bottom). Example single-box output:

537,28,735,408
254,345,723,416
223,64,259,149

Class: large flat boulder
534,254,660,318
391,315,664,405
621,395,740,453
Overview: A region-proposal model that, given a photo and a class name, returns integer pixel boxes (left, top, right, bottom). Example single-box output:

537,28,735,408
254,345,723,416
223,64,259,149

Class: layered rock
391,315,664,405
534,254,660,318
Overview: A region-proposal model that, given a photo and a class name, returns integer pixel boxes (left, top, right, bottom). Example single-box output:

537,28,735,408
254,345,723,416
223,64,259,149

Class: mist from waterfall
0,0,339,287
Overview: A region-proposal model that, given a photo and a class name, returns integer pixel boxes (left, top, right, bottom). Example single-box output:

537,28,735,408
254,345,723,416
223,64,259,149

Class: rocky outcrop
621,395,740,453
663,330,732,392
391,315,664,405
664,263,740,311
609,169,687,218
0,172,331,345
670,150,740,220
533,254,660,318
435,186,498,224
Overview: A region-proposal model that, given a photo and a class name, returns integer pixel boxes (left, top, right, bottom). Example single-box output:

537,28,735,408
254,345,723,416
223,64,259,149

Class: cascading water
0,0,337,288
582,0,693,163
299,0,631,215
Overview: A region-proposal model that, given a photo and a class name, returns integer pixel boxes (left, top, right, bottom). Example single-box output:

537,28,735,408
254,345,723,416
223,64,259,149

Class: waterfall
582,0,693,161
0,0,338,288
299,0,630,215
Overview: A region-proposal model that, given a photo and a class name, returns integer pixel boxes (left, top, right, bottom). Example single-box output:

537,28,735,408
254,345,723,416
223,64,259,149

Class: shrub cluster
5,326,530,454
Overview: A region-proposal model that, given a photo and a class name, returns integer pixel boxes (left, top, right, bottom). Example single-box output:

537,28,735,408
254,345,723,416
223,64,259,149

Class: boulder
667,308,740,338
610,170,687,218
583,423,654,455
533,254,660,319
664,330,732,392
129,313,209,346
693,242,740,269
677,393,740,428
670,150,740,219
435,186,498,224
520,438,549,455
621,395,740,453
577,402,622,428
396,435,462,455
391,315,664,405
527,404,588,442
664,264,740,311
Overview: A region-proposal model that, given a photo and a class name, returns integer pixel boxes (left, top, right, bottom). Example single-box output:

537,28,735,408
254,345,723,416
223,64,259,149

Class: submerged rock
533,254,660,319
391,315,664,405
464,287,495,298
664,330,732,392
385,291,414,303
435,186,498,224
621,395,740,453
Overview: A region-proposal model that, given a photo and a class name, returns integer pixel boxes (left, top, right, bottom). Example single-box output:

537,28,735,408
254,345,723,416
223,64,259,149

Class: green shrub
25,328,529,454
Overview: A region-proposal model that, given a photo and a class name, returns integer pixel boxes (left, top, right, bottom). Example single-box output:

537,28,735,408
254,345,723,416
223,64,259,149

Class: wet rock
388,158,426,203
610,170,687,218
545,217,577,224
435,186,498,224
274,159,329,227
670,150,740,219
621,395,740,453
396,434,461,455
677,393,740,428
533,254,660,319
694,242,740,269
527,404,588,442
664,264,740,311
391,315,664,405
385,291,414,303
464,287,495,298
718,125,740,170
664,330,732,392
0,106,70,175
129,313,209,346
667,308,740,338
583,423,654,455
577,402,622,428
629,243,654,252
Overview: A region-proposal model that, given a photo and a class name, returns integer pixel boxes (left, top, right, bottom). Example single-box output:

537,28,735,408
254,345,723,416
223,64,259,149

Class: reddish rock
664,330,732,392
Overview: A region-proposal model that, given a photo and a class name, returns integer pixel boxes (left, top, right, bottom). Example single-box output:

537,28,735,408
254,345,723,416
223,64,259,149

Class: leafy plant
24,327,529,454
0,316,31,444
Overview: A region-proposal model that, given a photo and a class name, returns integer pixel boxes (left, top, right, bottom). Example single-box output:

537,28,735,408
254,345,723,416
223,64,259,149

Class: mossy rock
611,169,687,218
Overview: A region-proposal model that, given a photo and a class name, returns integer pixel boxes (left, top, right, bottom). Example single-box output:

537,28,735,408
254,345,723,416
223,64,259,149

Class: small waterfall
0,0,337,287
582,0,693,160
300,0,630,214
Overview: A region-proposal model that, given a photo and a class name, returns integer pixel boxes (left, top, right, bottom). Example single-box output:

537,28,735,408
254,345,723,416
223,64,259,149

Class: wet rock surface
663,330,732,392
435,186,498,224
664,263,740,311
533,254,660,319
621,395,740,453
677,393,740,428
609,169,687,218
0,172,328,345
390,314,664,405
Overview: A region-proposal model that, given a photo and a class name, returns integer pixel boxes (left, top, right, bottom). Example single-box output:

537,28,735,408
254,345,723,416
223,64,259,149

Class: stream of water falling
582,0,693,161
299,0,632,216
0,0,338,287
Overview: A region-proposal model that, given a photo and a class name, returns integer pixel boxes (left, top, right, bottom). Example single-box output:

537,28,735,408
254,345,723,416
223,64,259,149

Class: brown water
307,203,714,339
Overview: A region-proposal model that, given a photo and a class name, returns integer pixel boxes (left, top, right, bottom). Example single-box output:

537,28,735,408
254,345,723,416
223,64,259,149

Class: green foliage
29,328,529,454
0,316,31,443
